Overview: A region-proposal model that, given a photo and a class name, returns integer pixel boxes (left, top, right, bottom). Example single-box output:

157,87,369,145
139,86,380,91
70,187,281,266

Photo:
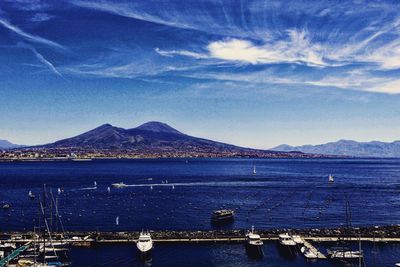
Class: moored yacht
328,247,363,262
211,209,235,224
301,246,318,259
278,233,297,257
245,226,263,258
136,231,153,259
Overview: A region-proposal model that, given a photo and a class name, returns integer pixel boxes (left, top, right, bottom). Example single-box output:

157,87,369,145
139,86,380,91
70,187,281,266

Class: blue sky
1,0,400,148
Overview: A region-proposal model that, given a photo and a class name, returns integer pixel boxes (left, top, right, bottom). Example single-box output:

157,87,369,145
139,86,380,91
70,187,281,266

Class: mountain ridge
272,139,400,157
19,121,318,158
0,139,23,149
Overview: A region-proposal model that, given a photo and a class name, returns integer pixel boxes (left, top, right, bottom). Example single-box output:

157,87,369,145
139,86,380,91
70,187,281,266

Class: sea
1,158,399,266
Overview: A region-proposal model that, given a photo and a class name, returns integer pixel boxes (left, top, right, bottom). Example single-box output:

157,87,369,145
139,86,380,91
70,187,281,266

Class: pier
1,225,399,266
0,242,30,267
1,225,399,246
298,237,327,259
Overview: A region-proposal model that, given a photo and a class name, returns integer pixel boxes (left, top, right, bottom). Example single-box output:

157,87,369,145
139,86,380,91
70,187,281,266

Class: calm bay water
1,158,400,266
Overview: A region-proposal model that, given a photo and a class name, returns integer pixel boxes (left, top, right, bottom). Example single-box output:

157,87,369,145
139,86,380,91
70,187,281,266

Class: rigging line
39,195,58,259
50,190,66,234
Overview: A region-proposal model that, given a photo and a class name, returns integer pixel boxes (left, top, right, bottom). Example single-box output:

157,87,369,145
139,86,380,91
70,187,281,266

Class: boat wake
124,181,273,188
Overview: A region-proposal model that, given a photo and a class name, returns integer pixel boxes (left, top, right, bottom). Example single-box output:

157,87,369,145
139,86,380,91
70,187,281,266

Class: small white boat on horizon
112,182,128,188
328,174,334,183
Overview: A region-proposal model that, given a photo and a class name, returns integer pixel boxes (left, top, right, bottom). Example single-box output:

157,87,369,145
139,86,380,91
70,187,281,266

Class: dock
0,242,30,267
1,225,399,248
1,225,400,246
299,237,327,259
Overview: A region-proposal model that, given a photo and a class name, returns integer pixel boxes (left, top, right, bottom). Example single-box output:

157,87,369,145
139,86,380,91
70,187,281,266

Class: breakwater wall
2,225,399,245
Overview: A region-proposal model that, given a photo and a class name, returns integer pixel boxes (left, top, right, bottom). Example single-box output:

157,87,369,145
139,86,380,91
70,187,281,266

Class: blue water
1,158,400,231
1,158,400,266
69,242,400,267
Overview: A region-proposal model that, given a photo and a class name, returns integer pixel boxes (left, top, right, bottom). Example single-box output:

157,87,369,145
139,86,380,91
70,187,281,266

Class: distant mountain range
27,121,312,158
9,122,397,158
272,139,400,157
0,139,22,149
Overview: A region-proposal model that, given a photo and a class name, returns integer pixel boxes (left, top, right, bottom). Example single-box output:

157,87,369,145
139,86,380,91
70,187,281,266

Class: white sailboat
328,174,334,183
107,186,111,193
115,216,119,225
29,191,35,199
253,165,257,175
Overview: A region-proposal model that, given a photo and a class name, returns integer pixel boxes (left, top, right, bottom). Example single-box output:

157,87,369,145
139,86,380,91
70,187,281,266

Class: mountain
31,121,316,158
272,139,400,157
0,139,22,149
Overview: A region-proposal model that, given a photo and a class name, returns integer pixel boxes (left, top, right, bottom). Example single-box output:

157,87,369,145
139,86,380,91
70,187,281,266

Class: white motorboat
292,235,304,245
0,242,16,249
245,226,263,258
328,248,363,260
301,246,318,259
136,231,153,259
279,233,296,246
278,233,297,257
112,182,127,188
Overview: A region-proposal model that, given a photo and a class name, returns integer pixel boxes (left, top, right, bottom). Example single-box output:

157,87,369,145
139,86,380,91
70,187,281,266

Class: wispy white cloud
206,32,326,67
3,0,49,11
17,42,64,78
155,30,328,67
69,1,195,31
155,48,208,59
30,47,64,78
0,18,64,49
54,0,400,95
30,13,54,22
367,80,400,94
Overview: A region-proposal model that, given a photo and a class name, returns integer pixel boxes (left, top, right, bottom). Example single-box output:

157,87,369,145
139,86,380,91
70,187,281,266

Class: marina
1,226,400,266
1,158,400,266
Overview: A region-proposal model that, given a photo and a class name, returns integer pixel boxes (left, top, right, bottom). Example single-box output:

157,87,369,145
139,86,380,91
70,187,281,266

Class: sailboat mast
43,184,46,264
358,235,362,267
